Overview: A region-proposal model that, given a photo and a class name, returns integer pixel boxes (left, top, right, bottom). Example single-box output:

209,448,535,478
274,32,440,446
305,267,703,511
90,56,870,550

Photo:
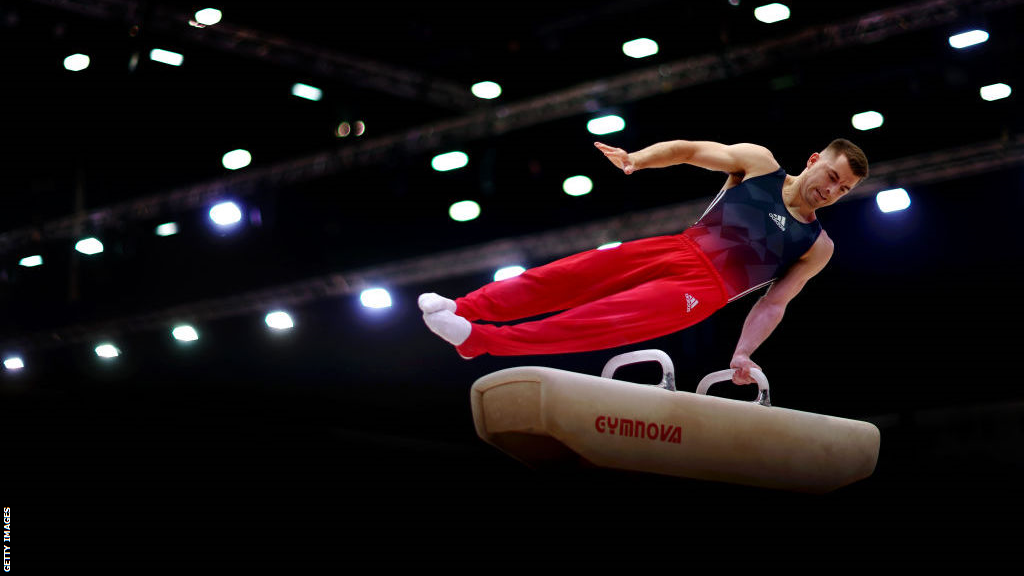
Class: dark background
3,0,1024,546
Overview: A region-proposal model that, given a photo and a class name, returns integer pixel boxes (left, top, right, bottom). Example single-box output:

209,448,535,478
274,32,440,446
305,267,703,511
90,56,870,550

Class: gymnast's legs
419,234,729,358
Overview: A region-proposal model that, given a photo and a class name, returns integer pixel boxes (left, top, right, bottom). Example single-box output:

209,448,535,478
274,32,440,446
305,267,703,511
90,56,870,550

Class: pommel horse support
469,350,880,493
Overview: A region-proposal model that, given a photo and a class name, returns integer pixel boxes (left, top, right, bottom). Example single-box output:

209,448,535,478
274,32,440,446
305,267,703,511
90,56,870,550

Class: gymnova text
594,415,682,444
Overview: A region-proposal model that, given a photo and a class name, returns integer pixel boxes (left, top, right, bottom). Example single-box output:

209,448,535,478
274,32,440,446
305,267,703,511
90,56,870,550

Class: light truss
22,0,478,111
3,0,1021,254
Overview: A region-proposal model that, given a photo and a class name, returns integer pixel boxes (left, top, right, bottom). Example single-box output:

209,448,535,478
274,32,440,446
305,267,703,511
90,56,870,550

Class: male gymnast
419,138,868,384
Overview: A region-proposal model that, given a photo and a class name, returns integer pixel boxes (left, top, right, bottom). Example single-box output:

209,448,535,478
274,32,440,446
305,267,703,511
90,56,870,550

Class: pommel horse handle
696,368,771,407
600,349,676,391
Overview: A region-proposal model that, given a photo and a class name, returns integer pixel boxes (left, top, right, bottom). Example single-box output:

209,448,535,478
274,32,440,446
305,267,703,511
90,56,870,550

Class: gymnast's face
801,151,859,209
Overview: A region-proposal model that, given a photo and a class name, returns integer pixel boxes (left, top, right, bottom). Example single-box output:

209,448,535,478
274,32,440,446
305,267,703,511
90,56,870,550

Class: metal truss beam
3,0,1021,255
4,0,1019,253
21,0,478,110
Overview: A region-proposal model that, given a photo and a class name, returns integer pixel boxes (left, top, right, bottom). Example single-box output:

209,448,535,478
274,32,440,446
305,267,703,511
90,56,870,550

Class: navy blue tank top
683,168,822,301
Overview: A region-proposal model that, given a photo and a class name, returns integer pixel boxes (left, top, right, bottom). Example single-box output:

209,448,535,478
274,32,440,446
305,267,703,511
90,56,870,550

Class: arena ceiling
4,0,1024,514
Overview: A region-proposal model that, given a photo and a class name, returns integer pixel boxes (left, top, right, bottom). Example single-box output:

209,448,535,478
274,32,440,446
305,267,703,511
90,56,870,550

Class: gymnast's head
799,138,869,208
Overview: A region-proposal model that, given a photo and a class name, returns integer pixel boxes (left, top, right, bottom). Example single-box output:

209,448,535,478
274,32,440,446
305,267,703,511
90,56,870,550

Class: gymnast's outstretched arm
594,140,780,177
730,232,835,384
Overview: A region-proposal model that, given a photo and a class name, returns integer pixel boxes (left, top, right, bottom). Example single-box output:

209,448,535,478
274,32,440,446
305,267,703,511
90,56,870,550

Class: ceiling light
194,8,223,26
19,255,43,267
209,202,242,226
494,266,526,281
63,53,90,72
980,83,1011,101
172,325,199,342
222,149,252,170
3,357,24,371
75,238,104,255
150,48,184,66
95,344,120,358
471,81,502,99
360,288,393,309
265,311,294,330
851,110,884,130
754,3,790,24
587,115,625,135
563,175,593,196
876,188,910,213
622,38,659,59
449,200,481,222
155,222,179,236
291,83,323,101
432,151,469,172
948,29,989,49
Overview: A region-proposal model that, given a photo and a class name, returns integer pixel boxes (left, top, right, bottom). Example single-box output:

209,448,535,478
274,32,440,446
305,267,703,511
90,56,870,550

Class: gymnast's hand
730,354,762,385
594,142,637,174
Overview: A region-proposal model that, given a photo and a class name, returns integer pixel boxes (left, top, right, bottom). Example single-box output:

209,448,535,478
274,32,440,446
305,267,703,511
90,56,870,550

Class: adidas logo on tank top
685,293,699,313
769,212,786,231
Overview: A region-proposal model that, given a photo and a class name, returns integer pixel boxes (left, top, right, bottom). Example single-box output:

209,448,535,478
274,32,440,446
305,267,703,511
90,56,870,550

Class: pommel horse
470,350,880,493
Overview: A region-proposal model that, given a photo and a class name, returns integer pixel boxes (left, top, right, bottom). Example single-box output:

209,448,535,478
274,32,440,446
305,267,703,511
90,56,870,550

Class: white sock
422,310,471,346
418,293,457,314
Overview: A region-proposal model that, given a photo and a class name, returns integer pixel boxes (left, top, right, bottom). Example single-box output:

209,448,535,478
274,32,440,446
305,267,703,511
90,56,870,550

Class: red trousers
454,234,730,357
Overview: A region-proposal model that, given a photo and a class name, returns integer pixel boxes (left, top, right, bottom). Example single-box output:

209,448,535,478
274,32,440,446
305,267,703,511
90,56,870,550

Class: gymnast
419,137,868,384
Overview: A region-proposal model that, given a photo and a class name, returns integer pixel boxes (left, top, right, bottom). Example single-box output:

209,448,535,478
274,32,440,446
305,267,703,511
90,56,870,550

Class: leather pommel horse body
470,350,880,493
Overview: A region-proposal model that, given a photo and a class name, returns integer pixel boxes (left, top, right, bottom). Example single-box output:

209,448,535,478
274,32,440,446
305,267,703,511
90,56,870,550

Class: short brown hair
824,138,869,179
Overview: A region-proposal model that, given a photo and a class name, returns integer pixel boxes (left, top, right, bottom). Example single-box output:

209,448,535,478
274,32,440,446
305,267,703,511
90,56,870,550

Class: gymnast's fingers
594,142,628,169
732,368,751,385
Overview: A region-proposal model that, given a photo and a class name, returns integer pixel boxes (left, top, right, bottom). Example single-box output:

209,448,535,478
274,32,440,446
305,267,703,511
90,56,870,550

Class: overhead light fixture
851,110,884,131
63,53,90,72
754,3,790,24
563,175,594,196
172,325,199,342
155,222,179,236
449,200,481,222
291,83,323,101
150,48,184,66
75,238,104,255
622,38,659,59
980,83,1011,101
95,343,120,358
948,29,989,49
209,201,243,226
19,255,43,267
222,149,252,170
494,266,526,281
431,151,469,172
587,115,625,135
265,311,294,331
471,81,502,99
194,8,223,26
876,188,911,213
360,288,393,309
3,357,24,371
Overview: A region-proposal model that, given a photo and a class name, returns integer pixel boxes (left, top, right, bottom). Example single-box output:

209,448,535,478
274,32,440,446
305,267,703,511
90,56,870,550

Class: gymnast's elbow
650,140,697,164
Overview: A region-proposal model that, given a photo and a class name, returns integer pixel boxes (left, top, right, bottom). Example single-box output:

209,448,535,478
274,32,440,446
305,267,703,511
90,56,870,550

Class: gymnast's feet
418,292,457,314
421,308,475,359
